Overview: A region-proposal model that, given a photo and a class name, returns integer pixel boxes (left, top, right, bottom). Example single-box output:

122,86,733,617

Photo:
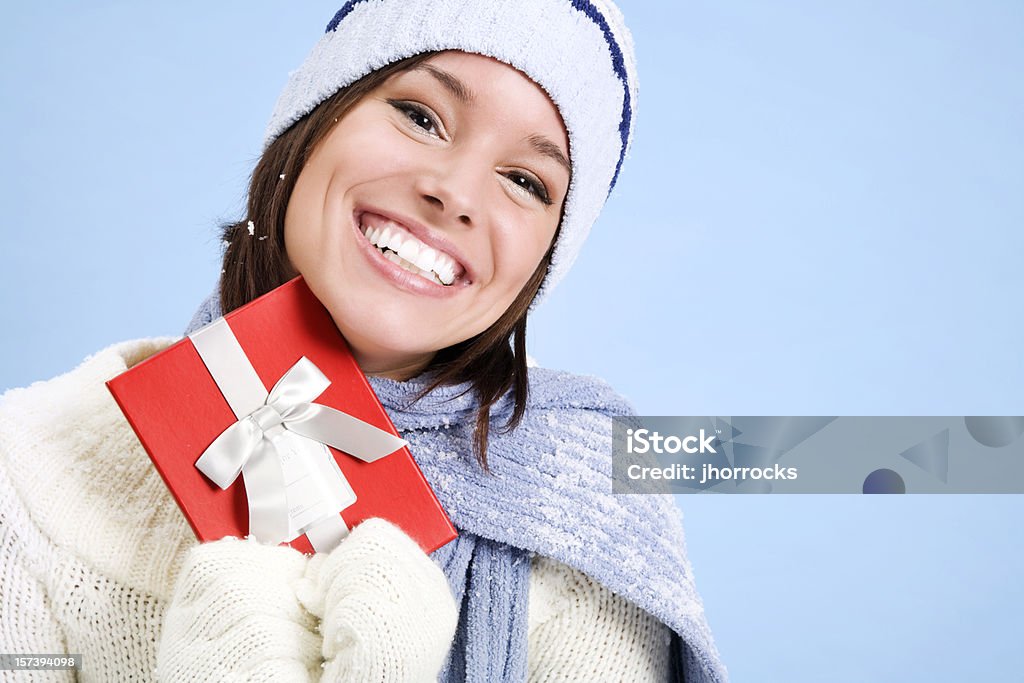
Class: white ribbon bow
189,318,407,548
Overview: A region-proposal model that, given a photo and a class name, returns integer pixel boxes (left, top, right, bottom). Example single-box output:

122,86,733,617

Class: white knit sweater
0,339,669,682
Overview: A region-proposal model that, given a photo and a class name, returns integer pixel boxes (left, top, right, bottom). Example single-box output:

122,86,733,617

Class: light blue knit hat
265,0,638,300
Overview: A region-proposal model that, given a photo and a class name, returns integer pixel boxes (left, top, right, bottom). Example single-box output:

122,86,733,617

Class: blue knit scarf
186,293,727,683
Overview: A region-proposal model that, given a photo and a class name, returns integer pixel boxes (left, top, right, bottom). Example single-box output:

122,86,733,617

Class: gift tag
275,430,357,541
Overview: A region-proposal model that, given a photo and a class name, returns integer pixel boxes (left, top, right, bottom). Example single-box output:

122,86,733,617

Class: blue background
2,2,1021,680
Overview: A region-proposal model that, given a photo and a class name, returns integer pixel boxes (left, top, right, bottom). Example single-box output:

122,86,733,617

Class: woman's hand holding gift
297,518,459,682
156,536,321,681
156,519,458,682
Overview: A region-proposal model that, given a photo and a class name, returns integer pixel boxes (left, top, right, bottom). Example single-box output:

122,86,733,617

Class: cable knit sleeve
0,468,75,683
527,555,671,682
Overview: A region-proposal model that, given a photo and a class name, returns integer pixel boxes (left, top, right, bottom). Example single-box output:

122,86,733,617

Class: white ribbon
188,318,407,551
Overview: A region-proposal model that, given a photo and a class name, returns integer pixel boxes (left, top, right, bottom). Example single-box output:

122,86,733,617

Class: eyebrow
413,64,571,176
527,134,571,176
414,63,474,104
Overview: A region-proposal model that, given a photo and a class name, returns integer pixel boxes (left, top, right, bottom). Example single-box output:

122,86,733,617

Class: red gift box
107,276,456,554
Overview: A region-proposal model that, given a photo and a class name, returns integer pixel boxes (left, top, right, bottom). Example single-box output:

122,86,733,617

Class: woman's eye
506,172,553,205
407,109,434,132
388,100,440,136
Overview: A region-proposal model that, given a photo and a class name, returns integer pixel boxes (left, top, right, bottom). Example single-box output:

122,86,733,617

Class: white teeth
436,261,455,285
362,217,461,286
416,249,436,274
397,240,420,264
383,250,437,282
370,226,386,248
384,229,403,253
429,252,456,285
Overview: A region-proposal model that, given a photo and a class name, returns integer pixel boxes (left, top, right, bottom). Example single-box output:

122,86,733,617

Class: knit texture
1,340,684,681
264,0,639,301
431,534,533,680
158,517,458,681
528,556,670,681
157,536,323,681
299,518,458,680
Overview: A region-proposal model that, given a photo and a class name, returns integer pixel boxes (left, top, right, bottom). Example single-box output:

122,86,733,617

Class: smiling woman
0,2,728,682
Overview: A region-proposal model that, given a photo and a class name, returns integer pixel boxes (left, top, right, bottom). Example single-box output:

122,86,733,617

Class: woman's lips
350,210,469,297
359,214,461,285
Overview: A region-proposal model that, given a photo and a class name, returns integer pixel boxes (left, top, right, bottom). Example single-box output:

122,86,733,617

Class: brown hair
219,53,562,469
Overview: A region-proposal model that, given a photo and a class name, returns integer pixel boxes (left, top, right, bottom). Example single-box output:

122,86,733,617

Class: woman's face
284,51,569,379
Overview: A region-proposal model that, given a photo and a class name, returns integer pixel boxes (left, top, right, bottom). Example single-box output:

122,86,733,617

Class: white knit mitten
156,537,320,682
296,518,458,682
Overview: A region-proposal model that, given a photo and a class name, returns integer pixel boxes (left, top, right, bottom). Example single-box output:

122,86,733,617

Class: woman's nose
414,158,484,228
